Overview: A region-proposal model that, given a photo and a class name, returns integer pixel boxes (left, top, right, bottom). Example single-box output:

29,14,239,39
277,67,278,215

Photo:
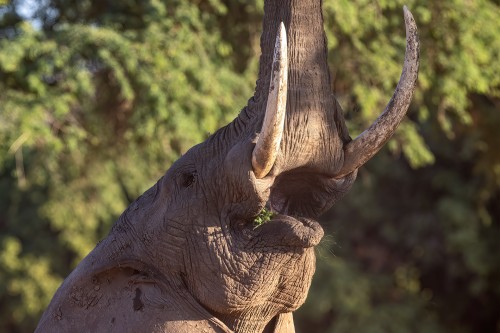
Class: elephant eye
180,171,197,188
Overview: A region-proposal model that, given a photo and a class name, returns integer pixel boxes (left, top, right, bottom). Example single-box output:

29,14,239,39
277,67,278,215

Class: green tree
295,1,500,332
0,0,252,331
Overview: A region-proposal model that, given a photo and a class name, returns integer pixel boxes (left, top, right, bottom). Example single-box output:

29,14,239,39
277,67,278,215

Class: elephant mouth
242,168,355,249
233,167,354,250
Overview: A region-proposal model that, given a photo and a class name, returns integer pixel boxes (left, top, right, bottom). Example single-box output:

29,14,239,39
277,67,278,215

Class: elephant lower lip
252,215,324,248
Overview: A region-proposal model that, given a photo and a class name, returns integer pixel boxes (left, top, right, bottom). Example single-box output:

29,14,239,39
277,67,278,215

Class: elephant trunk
249,1,419,181
249,0,347,176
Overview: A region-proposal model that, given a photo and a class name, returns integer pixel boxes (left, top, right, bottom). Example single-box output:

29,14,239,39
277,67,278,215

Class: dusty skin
36,0,419,332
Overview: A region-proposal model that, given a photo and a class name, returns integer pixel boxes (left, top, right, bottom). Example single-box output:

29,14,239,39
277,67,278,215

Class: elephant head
37,1,419,332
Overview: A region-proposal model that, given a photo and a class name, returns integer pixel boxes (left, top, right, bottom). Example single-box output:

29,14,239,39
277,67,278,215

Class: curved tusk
252,22,288,179
335,6,420,179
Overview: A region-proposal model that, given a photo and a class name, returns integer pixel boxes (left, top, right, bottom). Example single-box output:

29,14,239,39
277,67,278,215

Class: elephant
36,0,419,332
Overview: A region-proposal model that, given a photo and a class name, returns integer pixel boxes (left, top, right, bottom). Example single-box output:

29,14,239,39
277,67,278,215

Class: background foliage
0,0,499,332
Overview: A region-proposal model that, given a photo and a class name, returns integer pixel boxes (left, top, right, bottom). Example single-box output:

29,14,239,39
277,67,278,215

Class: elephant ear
252,22,288,179
335,6,420,179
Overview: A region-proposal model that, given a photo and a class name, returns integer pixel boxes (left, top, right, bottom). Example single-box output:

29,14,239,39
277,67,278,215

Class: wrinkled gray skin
36,0,419,332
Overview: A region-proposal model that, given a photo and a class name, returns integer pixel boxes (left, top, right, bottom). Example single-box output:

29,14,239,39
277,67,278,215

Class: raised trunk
246,0,347,176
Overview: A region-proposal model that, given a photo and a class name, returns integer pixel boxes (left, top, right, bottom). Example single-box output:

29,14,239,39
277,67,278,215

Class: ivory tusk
252,22,288,179
336,6,420,179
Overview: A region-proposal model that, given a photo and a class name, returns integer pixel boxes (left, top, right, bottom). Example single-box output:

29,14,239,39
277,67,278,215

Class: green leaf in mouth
253,207,274,229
